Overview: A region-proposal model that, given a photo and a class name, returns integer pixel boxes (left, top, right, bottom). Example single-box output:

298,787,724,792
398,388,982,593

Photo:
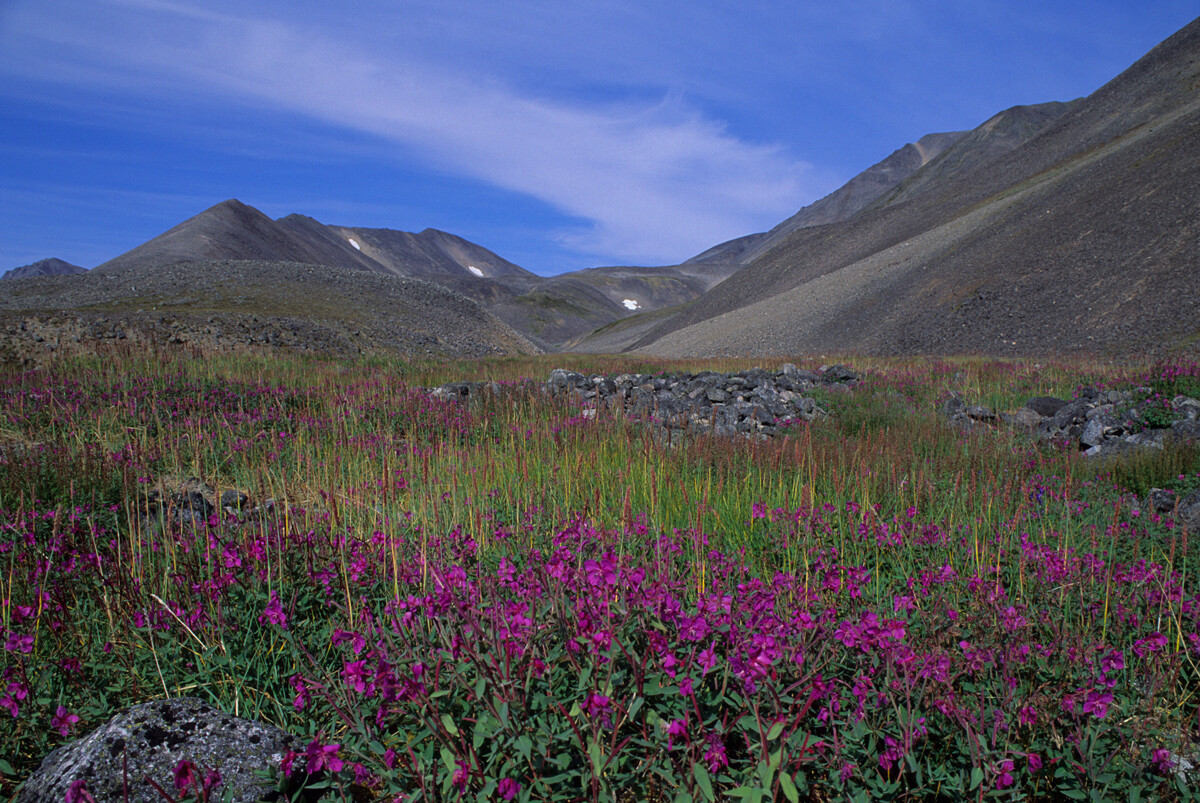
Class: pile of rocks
942,387,1200,457
433,364,859,438
134,478,266,532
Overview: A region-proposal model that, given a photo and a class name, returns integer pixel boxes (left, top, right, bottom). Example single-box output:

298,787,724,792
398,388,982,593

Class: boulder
16,698,302,803
1026,396,1069,417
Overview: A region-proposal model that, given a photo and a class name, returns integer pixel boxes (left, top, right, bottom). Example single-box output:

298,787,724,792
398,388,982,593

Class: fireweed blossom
259,591,288,629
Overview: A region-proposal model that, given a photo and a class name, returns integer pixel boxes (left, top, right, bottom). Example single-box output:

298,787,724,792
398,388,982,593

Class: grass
1,345,1198,801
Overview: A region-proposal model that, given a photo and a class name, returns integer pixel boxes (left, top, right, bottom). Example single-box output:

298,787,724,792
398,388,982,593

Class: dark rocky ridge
1,258,87,281
0,259,539,364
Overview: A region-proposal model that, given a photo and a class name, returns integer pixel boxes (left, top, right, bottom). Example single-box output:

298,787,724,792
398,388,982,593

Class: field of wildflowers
2,346,1199,801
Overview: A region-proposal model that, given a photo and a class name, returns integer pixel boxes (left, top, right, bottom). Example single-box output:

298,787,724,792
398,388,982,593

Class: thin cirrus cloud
0,0,830,266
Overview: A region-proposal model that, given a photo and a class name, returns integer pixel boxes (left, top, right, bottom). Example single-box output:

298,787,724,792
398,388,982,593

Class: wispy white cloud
0,0,836,265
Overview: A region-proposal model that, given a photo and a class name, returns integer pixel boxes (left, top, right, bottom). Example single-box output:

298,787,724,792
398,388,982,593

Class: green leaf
969,766,984,790
441,713,460,736
440,746,457,775
588,739,603,775
0,758,14,775
1062,789,1086,801
515,735,533,762
766,721,784,741
779,772,799,803
673,792,694,803
693,763,716,802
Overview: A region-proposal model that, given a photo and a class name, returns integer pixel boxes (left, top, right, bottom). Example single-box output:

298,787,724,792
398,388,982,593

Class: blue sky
1,1,1196,276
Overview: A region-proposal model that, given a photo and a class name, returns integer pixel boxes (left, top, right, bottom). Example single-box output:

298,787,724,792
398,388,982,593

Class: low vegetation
2,346,1199,801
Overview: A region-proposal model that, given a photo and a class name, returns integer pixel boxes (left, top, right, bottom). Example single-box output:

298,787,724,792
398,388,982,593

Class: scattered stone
431,365,852,439
16,698,302,803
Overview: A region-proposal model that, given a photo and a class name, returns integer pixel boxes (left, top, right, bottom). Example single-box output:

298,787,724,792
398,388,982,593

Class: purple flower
304,738,344,773
995,759,1014,789
666,718,687,749
750,502,767,520
4,632,33,654
1152,748,1176,774
704,736,728,772
497,777,521,800
581,692,611,722
1099,649,1125,674
50,705,79,737
173,760,199,793
1027,753,1043,772
1082,691,1113,719
64,780,95,803
258,591,288,630
342,659,371,693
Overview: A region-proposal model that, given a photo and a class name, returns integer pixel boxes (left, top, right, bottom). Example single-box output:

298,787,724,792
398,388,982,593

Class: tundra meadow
2,346,1199,802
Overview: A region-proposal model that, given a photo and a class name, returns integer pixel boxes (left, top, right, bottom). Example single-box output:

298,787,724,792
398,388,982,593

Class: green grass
3,344,1198,800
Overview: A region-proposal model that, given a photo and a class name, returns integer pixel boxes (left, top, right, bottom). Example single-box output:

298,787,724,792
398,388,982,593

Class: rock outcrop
16,698,300,803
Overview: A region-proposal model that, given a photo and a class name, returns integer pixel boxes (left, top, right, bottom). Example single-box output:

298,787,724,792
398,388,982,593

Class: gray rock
1026,396,1069,417
1080,418,1107,448
964,405,996,422
822,365,859,384
1145,488,1178,514
16,698,302,803
1051,399,1090,430
220,490,249,511
1008,407,1045,429
1171,419,1200,442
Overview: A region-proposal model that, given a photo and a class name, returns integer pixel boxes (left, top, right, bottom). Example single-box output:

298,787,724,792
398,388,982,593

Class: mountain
0,259,539,361
1,258,87,280
90,199,723,347
629,16,1200,358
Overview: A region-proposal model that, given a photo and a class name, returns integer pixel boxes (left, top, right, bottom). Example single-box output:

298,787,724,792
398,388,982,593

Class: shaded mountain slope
632,16,1200,357
1,258,87,280
0,259,540,360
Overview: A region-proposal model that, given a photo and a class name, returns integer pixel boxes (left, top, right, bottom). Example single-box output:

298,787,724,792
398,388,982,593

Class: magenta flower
1151,748,1176,774
342,659,371,693
497,777,521,800
64,780,96,803
50,705,79,736
995,759,1015,789
666,718,687,749
258,591,288,629
1027,753,1043,772
173,760,199,793
4,632,33,654
581,692,611,720
704,735,728,772
1082,691,1113,719
305,738,344,773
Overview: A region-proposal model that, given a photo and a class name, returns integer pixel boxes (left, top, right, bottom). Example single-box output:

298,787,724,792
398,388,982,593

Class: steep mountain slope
94,200,384,274
326,224,535,280
632,15,1200,357
1,258,86,280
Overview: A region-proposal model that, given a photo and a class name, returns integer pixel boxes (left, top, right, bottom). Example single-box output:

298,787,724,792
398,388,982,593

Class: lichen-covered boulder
16,697,301,803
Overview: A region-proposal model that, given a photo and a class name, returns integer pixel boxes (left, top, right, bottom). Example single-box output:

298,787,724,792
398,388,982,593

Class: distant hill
89,199,730,347
1,258,86,281
0,259,539,361
629,15,1200,358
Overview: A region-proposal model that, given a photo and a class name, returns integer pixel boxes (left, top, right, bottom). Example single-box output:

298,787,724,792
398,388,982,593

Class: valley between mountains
4,15,1200,363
